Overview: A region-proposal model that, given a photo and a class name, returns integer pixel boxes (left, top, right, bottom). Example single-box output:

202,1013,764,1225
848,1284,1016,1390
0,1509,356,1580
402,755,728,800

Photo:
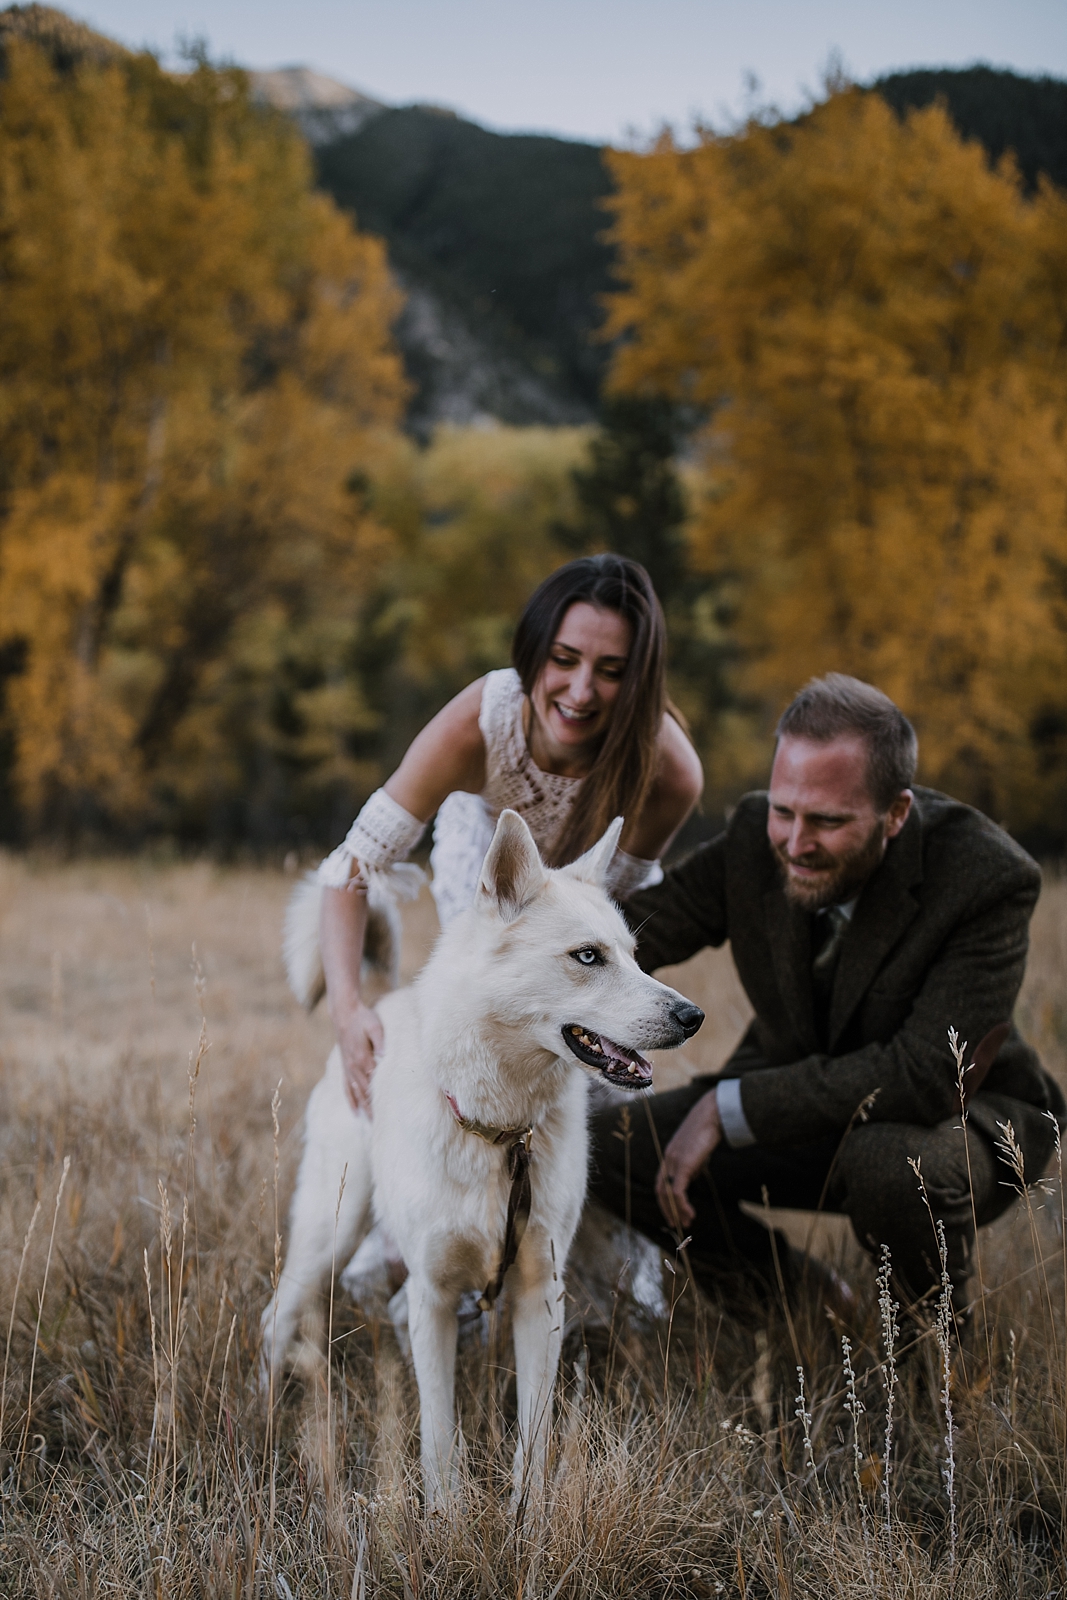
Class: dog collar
444,1091,533,1150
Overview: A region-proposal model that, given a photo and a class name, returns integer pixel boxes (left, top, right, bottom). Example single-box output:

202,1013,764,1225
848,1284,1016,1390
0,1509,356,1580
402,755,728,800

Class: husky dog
262,810,703,1508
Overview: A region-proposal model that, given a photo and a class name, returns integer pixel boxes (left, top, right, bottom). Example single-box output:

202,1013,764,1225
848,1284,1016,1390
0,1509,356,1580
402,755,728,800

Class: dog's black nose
672,1000,704,1038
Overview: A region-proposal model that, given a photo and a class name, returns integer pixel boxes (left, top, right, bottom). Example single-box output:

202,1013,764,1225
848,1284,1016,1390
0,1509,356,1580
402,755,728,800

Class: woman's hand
336,1000,384,1115
654,1088,723,1230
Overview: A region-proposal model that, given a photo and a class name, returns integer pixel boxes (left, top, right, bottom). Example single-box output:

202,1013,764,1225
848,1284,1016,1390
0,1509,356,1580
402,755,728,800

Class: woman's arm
323,678,488,1112
321,887,380,1112
382,678,487,818
620,713,704,862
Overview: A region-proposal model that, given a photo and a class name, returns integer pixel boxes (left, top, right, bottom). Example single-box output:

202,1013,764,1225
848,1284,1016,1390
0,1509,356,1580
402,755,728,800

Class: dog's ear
478,809,547,922
558,816,624,888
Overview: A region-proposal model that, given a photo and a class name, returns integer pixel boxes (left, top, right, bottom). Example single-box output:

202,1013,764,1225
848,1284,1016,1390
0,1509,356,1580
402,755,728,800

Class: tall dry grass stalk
0,854,1065,1594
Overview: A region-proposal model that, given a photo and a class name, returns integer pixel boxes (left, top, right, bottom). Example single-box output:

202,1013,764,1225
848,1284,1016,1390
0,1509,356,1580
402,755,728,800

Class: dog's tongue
599,1033,653,1084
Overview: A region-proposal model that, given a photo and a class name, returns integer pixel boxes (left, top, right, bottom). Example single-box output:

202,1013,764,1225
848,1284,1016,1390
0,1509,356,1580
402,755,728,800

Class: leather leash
445,1092,533,1311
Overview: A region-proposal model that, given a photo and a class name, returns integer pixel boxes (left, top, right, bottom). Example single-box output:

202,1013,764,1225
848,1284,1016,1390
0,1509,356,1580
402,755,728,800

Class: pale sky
71,0,1067,144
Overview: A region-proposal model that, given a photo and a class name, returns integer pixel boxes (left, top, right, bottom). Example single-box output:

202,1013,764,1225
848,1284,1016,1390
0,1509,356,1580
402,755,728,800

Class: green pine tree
559,397,687,602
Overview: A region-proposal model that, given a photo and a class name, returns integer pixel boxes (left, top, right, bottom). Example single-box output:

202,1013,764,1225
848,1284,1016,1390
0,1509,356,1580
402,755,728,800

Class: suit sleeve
738,879,1039,1147
622,831,730,973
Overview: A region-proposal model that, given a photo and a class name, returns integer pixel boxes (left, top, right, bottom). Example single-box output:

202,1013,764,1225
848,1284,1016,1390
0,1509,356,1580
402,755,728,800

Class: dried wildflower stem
265,1078,283,1523
185,1009,208,1302
877,1245,898,1549
18,1154,71,1478
841,1337,865,1510
909,1158,958,1572
948,1027,993,1371
997,1117,1058,1350
841,1334,874,1589
935,1219,958,1574
0,1199,41,1448
199,1280,232,1438
351,1507,368,1600
157,1180,175,1482
143,1247,161,1473
164,1192,190,1544
1050,1113,1067,1526
794,1365,824,1512
211,1312,237,1505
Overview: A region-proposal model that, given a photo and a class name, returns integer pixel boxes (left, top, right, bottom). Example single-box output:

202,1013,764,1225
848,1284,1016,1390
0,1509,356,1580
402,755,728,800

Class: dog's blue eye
572,946,600,966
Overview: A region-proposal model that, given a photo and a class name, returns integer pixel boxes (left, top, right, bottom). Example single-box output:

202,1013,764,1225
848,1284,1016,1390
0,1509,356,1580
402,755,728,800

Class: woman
317,554,704,1112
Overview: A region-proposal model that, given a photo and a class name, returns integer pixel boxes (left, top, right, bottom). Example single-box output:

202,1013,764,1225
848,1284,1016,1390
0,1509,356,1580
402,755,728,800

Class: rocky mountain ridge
248,66,384,146
4,14,1067,435
258,60,1067,436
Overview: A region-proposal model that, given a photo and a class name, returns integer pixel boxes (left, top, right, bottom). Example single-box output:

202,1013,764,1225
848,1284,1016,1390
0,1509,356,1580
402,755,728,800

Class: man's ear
478,810,547,922
558,816,624,888
885,789,914,840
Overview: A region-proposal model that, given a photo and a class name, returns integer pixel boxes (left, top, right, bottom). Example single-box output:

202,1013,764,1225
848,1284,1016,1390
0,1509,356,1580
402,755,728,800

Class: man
591,674,1065,1312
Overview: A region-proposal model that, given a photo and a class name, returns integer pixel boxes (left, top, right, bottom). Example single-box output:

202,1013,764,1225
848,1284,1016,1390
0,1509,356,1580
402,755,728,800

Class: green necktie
811,904,849,1048
812,904,850,993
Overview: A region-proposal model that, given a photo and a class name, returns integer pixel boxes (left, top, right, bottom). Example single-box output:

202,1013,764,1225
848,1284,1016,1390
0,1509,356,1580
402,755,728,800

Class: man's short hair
776,674,918,812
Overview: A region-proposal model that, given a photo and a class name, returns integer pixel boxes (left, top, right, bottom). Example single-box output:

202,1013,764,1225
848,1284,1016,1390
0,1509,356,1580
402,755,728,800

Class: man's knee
834,1118,1002,1261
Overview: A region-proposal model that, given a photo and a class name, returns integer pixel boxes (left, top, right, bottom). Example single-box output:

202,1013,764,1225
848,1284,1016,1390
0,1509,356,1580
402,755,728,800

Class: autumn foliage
0,27,406,839
604,89,1067,831
3,32,1067,849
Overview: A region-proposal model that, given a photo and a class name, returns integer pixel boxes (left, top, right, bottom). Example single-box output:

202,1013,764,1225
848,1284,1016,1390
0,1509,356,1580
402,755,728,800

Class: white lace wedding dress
428,667,660,925
428,667,582,925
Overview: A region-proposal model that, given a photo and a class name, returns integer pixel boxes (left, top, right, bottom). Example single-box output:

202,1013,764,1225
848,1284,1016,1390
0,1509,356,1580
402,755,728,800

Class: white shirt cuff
716,1078,756,1148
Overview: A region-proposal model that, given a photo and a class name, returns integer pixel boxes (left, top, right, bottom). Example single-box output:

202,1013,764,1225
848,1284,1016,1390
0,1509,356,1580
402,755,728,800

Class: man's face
767,735,912,911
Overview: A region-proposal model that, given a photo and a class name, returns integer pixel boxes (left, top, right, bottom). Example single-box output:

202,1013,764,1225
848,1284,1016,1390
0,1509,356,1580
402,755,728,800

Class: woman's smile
528,601,632,773
553,701,597,723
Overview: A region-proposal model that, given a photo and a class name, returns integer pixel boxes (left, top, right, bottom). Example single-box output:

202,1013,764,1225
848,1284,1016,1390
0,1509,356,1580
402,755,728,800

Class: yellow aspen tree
0,34,406,835
604,90,1067,828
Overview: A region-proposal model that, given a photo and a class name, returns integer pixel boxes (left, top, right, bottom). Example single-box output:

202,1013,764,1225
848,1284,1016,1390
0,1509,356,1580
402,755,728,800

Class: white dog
262,810,703,1508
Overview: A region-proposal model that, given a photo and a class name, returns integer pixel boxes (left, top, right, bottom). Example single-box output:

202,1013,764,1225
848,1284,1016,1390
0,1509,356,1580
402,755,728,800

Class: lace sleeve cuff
317,788,426,890
604,847,664,900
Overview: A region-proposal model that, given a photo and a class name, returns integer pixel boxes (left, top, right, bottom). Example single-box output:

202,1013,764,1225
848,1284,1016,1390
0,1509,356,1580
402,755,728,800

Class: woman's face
530,602,633,754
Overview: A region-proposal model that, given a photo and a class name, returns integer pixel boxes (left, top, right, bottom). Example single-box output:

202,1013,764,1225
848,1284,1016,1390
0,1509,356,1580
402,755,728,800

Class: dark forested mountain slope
315,107,614,432
313,68,1067,432
872,66,1067,192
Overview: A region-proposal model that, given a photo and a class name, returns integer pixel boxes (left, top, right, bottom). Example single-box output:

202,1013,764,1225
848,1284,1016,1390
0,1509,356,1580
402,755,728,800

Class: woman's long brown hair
512,554,668,867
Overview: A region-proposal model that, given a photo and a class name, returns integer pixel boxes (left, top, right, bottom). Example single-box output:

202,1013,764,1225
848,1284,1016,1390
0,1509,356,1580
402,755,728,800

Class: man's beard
774,820,887,911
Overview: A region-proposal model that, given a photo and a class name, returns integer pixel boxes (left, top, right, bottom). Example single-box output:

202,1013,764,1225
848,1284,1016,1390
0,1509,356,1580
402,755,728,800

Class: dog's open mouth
563,1025,654,1090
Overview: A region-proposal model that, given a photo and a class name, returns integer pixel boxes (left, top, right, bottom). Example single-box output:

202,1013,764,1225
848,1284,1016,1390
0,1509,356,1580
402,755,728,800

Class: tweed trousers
588,1080,1014,1308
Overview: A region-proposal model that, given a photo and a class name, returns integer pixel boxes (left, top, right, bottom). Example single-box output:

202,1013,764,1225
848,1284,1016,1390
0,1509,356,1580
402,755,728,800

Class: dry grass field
0,853,1065,1596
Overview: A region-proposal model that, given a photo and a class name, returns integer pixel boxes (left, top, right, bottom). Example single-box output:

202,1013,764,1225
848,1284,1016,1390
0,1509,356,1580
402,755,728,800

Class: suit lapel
828,808,924,1049
763,886,818,1052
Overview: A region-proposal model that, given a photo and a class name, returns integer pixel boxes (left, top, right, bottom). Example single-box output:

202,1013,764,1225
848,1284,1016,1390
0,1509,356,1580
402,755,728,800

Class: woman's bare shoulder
385,678,488,818
434,677,487,738
622,714,703,859
655,713,704,805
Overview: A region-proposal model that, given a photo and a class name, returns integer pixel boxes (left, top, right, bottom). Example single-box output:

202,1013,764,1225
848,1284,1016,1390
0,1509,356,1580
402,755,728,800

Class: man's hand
335,1000,384,1114
655,1088,723,1230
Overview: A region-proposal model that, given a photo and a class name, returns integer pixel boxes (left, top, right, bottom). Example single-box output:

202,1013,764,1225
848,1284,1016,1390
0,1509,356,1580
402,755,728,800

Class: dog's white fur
262,810,699,1509
283,862,424,1008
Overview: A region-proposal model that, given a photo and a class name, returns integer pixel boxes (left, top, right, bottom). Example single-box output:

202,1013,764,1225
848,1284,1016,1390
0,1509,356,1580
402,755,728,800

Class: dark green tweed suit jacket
625,787,1065,1176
